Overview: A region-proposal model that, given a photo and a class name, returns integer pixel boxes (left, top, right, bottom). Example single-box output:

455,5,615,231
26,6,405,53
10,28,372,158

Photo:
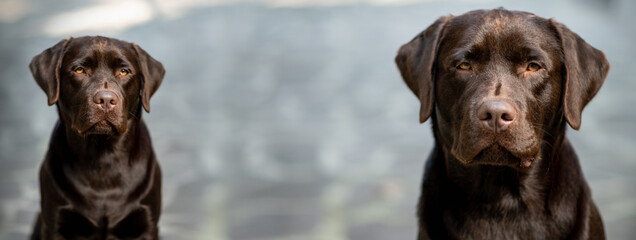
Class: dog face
434,11,564,167
396,9,609,168
30,36,165,136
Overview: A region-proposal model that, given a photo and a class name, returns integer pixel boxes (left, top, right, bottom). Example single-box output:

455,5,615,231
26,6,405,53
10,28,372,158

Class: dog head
396,9,609,168
30,36,165,136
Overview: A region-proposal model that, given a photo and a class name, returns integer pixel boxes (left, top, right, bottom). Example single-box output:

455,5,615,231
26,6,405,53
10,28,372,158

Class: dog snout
93,91,119,111
477,100,517,132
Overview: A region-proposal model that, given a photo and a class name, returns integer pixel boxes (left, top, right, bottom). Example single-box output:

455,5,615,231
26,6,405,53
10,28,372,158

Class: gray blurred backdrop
1,0,634,239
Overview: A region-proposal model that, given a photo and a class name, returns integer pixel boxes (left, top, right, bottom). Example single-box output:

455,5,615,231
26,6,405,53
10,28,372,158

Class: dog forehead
64,37,135,66
455,12,538,45
441,10,557,63
68,36,128,50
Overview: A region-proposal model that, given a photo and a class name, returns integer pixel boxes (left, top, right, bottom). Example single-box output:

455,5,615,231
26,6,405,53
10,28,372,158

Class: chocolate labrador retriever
29,36,164,239
395,9,609,239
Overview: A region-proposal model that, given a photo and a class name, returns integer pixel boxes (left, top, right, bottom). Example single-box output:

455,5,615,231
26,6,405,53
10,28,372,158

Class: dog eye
74,67,85,74
119,69,130,76
526,63,541,72
457,62,472,70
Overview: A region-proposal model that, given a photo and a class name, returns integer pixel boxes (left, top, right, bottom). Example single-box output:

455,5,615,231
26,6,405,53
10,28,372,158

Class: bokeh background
1,0,634,239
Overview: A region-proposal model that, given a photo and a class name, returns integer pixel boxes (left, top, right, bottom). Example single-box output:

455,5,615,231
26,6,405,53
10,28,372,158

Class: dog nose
477,100,517,132
93,91,119,111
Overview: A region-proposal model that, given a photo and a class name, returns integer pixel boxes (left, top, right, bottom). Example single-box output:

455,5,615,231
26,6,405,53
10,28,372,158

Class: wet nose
477,100,517,132
93,91,119,111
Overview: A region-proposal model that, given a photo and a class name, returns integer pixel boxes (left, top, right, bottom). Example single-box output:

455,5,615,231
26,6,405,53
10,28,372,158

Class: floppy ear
29,38,71,105
551,19,610,130
395,16,451,123
133,44,165,113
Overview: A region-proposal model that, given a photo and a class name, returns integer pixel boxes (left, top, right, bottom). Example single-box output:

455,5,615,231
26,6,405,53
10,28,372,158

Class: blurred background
1,0,634,239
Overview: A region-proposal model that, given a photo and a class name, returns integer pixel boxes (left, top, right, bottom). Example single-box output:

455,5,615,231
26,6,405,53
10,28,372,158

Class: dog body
396,9,609,239
30,36,165,239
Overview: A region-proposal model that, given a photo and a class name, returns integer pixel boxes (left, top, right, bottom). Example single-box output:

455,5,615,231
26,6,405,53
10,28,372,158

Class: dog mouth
472,144,537,168
81,120,119,135
453,142,539,169
451,121,541,168
72,108,128,136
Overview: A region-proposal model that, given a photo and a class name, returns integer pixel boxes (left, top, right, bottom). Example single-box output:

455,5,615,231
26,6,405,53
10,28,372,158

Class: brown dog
395,9,608,239
29,36,164,239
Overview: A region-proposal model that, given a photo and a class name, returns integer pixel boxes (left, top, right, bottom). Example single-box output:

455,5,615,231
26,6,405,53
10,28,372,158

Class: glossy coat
29,36,164,239
396,9,609,240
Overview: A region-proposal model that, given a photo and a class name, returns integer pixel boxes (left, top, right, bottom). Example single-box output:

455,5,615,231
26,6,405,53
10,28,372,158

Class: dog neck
51,112,149,168
431,115,570,205
440,152,548,203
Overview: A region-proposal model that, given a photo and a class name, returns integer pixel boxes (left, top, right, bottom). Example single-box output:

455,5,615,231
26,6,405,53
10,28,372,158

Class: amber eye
74,67,85,74
457,62,472,70
119,69,129,76
526,62,541,72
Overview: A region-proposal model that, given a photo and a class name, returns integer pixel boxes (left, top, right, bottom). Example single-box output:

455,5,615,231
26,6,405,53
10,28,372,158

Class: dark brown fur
29,36,165,239
395,9,609,240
